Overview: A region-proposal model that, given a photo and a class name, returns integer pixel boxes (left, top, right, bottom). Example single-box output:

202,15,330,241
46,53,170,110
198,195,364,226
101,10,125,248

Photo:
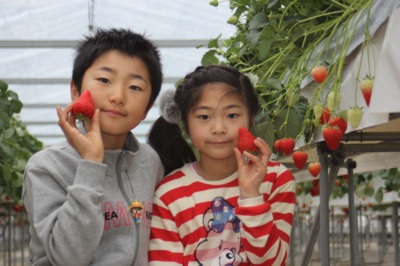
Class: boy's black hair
72,28,163,110
148,65,259,176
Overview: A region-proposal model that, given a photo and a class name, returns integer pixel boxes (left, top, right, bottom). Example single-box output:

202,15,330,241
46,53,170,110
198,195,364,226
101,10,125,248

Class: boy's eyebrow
95,66,148,84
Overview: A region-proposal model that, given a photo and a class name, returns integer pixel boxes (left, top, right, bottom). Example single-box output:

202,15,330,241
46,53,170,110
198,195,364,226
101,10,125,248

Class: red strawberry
71,90,95,121
328,116,347,134
308,162,321,177
319,107,331,125
322,125,343,151
292,151,308,169
238,127,258,154
311,65,327,83
280,138,295,155
360,76,373,106
274,139,283,153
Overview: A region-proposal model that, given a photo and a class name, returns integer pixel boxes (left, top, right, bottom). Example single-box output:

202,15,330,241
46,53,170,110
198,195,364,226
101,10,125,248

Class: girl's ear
70,80,80,101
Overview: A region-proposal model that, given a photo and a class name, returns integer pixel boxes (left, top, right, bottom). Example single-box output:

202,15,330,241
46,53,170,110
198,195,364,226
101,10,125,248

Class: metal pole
319,147,330,266
392,201,399,266
300,143,344,266
347,159,359,266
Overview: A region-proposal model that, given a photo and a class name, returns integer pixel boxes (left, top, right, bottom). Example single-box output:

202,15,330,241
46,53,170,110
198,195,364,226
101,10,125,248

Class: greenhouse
1,0,399,265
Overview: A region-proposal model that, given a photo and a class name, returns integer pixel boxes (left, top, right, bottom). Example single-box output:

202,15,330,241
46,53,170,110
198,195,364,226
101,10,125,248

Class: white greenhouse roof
0,0,236,146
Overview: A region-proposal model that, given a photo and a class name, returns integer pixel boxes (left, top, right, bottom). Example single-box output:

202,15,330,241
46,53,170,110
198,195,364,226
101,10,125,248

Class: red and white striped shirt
149,161,295,266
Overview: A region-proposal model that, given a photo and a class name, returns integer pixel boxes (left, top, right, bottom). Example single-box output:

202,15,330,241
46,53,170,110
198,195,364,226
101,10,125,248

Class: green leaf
0,141,15,158
254,115,274,148
249,13,269,30
201,50,220,66
0,80,8,92
0,110,11,129
207,34,221,49
2,164,12,182
2,127,15,139
275,107,302,139
374,187,384,203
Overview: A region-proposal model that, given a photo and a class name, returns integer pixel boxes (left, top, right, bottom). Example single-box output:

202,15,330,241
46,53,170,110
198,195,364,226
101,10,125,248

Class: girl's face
71,50,152,149
187,83,250,162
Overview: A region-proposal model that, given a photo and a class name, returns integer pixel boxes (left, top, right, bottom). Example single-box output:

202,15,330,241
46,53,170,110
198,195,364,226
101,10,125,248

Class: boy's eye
98,78,110,84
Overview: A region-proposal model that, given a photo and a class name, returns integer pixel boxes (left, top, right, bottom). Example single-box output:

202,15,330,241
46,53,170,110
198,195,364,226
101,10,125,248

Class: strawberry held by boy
71,90,95,121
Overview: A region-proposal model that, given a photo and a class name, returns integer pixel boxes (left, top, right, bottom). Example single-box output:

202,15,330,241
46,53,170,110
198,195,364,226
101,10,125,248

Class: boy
22,28,164,266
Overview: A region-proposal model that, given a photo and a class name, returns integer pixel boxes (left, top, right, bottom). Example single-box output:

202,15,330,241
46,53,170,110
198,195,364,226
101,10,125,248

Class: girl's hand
234,137,272,199
56,104,104,163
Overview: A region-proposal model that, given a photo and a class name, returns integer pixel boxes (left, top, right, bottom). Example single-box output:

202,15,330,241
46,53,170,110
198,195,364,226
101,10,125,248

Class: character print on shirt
103,200,152,230
195,197,244,266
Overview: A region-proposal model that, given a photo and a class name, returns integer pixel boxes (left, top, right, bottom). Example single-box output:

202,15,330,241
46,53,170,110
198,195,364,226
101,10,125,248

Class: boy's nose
110,87,126,105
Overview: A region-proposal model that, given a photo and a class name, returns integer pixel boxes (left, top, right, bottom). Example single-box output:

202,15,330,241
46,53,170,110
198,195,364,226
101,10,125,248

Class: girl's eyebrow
193,104,243,112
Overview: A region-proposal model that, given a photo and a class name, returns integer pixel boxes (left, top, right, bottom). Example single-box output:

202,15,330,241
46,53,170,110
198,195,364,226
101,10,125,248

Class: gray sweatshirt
22,133,164,266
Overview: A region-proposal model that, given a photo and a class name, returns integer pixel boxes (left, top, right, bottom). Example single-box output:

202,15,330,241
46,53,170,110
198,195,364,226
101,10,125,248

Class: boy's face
71,50,151,148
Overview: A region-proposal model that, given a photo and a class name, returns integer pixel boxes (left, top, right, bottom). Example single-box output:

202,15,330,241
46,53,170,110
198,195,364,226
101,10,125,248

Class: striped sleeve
149,171,185,266
235,162,296,266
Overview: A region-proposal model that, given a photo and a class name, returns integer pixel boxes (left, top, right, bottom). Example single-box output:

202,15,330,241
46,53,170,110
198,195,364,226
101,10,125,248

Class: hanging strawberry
311,65,327,83
279,138,296,155
71,90,95,121
360,76,374,107
322,125,343,151
347,107,363,129
308,162,321,177
328,116,348,134
292,151,308,169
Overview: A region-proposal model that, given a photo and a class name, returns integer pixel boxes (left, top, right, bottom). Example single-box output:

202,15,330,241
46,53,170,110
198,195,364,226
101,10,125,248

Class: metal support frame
392,201,399,266
300,143,345,266
347,159,361,266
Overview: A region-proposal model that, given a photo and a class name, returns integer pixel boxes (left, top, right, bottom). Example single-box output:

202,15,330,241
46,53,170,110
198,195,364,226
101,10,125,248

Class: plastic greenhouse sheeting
0,0,235,146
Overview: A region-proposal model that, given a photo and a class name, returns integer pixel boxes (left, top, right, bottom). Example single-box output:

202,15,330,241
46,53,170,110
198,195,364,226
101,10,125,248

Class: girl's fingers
233,148,245,168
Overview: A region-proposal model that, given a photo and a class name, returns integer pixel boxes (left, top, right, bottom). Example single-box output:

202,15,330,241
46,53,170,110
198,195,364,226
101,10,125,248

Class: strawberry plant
199,0,397,204
201,0,375,152
0,80,43,202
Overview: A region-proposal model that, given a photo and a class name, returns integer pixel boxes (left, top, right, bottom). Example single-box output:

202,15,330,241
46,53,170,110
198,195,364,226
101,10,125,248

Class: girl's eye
129,85,142,91
98,78,110,84
228,113,238,119
198,115,210,120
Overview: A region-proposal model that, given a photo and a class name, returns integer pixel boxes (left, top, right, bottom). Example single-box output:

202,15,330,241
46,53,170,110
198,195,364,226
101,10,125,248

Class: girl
148,65,295,266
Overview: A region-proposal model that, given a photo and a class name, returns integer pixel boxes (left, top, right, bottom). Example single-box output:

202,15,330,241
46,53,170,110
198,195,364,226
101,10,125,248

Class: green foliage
201,0,373,144
0,80,43,202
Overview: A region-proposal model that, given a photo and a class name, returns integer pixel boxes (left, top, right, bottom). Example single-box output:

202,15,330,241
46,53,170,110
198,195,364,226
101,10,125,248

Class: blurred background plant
0,80,43,203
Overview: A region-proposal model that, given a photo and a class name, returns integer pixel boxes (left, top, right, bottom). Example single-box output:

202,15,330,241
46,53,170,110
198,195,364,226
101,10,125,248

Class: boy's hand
57,103,104,163
234,137,272,199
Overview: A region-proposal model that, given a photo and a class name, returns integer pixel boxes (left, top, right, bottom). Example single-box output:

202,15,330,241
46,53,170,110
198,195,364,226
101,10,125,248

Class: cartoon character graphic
195,197,244,265
129,200,143,223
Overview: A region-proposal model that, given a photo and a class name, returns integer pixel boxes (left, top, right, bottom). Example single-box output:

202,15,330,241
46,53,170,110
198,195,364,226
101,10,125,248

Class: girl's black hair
148,65,259,176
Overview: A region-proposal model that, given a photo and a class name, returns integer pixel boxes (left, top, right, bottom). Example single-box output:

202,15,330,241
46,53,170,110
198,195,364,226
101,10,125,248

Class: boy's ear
70,80,80,101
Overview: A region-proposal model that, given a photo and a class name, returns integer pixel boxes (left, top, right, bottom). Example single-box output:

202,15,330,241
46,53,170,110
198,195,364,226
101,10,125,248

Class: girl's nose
212,120,226,135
